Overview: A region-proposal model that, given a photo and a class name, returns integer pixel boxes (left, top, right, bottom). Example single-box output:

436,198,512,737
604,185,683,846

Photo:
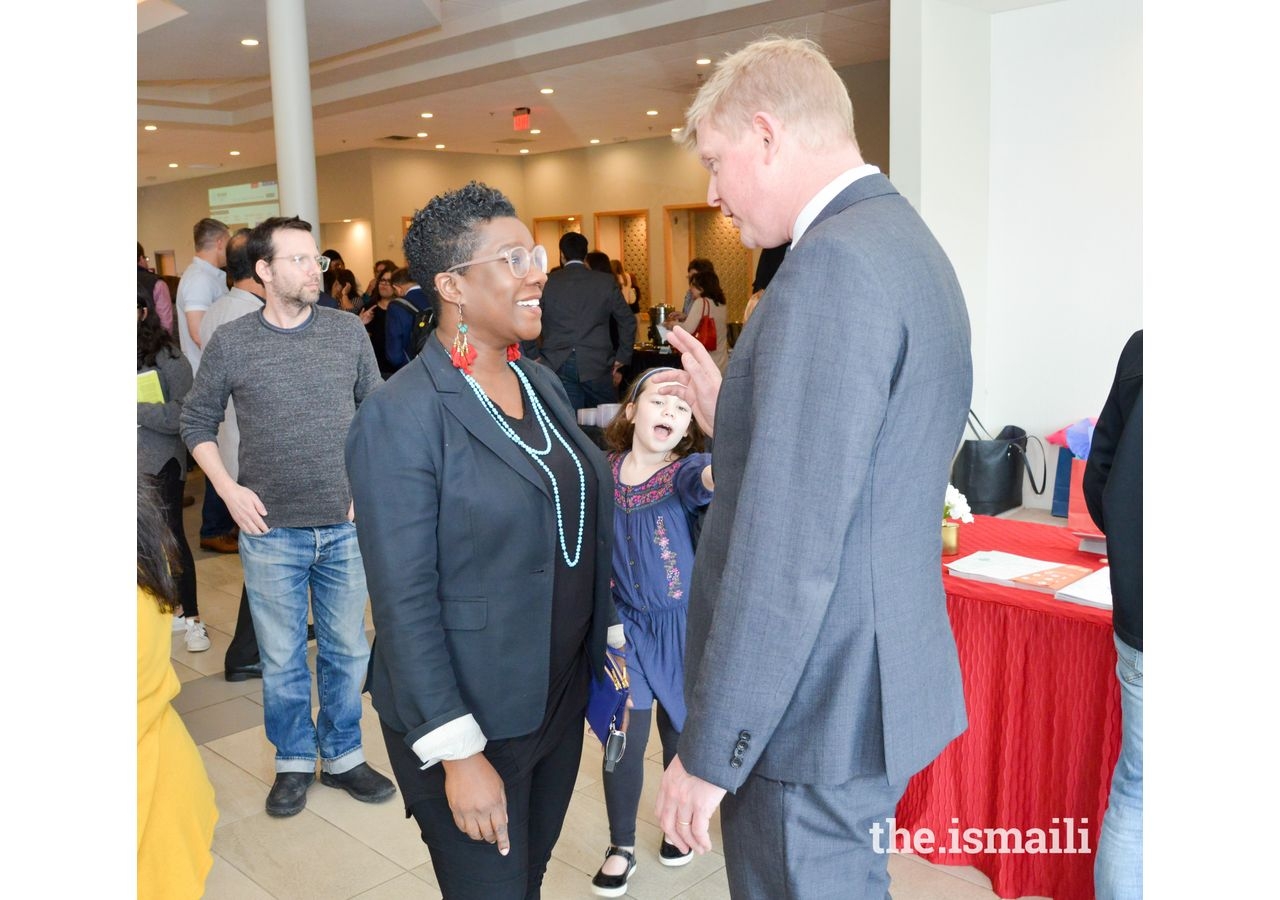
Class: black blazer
1084,329,1142,651
533,263,636,380
345,337,616,752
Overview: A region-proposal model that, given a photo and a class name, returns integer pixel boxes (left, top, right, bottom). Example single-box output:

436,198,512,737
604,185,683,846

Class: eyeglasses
271,254,330,272
447,245,548,279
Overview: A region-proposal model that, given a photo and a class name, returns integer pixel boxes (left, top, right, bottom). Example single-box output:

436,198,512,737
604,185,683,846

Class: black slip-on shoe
265,772,314,817
659,838,694,867
591,846,637,897
224,662,264,682
320,762,396,803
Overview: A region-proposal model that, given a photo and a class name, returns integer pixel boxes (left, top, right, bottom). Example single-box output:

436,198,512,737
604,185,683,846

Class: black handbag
950,410,1046,516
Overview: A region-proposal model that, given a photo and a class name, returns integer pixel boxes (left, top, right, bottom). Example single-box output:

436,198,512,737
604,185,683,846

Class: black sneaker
659,838,694,867
320,762,396,803
265,772,314,817
591,846,637,897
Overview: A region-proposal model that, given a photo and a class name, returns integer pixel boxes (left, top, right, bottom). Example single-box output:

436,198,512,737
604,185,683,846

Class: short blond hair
679,37,855,152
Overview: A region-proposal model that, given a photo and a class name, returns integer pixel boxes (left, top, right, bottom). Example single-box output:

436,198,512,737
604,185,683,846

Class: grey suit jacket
535,263,636,380
679,174,973,790
344,338,617,751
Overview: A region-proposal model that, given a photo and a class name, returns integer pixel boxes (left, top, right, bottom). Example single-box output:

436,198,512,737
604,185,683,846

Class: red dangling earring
506,344,522,363
449,305,477,374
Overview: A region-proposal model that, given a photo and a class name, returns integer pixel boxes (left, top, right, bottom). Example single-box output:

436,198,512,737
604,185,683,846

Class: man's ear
752,111,782,162
255,258,272,286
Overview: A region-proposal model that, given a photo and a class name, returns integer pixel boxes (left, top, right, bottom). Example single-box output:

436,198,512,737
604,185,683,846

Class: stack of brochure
945,550,1096,596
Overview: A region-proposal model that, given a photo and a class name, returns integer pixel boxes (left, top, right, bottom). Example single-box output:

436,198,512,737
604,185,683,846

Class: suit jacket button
730,758,742,768
739,730,751,741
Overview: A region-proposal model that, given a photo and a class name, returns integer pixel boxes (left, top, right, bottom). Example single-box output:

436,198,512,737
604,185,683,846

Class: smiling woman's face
444,216,548,348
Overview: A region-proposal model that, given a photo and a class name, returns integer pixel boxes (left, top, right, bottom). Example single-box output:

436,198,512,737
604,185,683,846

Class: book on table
1053,566,1113,609
137,368,164,404
945,550,1094,594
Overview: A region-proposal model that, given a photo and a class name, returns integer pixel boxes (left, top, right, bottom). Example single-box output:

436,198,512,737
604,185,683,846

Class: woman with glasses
361,258,399,308
346,181,623,900
359,272,398,378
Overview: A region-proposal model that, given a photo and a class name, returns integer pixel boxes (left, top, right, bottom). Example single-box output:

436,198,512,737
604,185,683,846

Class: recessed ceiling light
568,217,575,222
435,144,445,149
540,88,554,95
529,128,542,135
229,150,240,156
241,38,259,47
144,124,158,132
519,148,530,154
696,58,711,65
343,219,352,223
168,163,179,168
671,127,682,133
589,139,600,144
421,112,434,119
417,132,429,138
646,110,659,116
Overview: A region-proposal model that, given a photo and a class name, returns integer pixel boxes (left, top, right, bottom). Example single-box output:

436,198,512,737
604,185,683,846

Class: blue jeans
239,522,370,775
1095,633,1142,900
556,350,617,411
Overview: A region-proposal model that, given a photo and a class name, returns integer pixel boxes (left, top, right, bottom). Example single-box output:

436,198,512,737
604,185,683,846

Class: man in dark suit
654,38,973,898
530,231,635,409
1084,330,1142,900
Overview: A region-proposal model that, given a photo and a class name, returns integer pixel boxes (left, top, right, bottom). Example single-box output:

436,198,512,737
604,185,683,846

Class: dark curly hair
402,182,517,306
603,367,707,456
690,269,726,306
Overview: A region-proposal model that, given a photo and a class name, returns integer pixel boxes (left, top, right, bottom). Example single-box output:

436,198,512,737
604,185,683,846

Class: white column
266,0,320,229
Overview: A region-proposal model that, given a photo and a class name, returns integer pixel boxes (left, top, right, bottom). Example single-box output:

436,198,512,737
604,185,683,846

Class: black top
481,400,596,781
365,306,394,377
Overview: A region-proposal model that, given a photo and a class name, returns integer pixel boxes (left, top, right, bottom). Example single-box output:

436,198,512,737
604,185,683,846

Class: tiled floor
175,473,1061,899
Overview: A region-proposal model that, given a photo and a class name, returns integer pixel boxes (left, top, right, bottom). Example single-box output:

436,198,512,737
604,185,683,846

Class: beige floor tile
213,808,404,900
172,671,268,714
541,853,601,898
304,778,424,870
195,582,245,632
203,851,275,899
408,860,440,890
352,871,442,899
888,852,1003,899
358,697,393,773
172,659,205,683
201,745,277,828
183,696,272,746
672,868,733,900
205,723,279,786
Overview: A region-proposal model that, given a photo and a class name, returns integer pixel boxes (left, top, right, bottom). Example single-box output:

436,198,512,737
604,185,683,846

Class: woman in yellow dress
137,479,217,898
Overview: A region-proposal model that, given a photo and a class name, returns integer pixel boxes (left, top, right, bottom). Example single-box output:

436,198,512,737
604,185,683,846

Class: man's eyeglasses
271,254,330,272
447,245,548,279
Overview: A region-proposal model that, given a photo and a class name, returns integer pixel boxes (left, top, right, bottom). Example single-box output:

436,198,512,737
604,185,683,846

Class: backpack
390,295,438,360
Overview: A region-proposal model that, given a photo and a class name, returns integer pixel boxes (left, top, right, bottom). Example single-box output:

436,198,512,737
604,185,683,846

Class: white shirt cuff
607,624,626,649
410,714,488,770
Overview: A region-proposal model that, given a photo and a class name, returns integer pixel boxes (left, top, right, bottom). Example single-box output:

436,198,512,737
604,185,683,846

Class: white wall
894,0,1142,508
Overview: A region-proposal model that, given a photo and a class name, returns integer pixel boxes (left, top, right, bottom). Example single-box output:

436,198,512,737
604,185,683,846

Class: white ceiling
137,0,890,188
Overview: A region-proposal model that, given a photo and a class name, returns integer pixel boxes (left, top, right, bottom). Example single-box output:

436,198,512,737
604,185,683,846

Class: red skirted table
895,515,1122,900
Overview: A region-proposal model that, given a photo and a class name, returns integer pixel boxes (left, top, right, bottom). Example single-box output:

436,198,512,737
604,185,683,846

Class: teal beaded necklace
462,362,585,568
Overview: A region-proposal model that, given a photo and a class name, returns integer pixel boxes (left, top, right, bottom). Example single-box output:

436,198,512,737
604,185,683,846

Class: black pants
154,458,197,618
384,719,583,900
223,584,261,669
602,704,679,846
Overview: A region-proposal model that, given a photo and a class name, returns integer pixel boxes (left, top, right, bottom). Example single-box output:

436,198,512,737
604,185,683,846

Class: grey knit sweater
180,306,382,527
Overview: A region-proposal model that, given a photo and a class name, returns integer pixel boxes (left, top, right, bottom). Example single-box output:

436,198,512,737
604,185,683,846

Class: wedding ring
678,820,691,826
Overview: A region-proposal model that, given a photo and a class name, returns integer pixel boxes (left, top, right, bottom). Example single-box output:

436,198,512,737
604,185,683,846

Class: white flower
944,484,974,524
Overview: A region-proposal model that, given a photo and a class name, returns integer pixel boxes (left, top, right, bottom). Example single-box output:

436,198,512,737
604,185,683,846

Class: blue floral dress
609,450,713,732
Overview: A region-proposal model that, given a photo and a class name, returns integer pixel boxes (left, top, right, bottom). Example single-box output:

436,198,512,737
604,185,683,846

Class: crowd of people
135,34,1138,900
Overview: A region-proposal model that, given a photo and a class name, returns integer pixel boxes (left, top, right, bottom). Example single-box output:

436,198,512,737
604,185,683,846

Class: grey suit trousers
721,771,907,899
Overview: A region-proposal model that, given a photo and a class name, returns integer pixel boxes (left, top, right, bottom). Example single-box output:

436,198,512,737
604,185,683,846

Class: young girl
591,367,714,897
